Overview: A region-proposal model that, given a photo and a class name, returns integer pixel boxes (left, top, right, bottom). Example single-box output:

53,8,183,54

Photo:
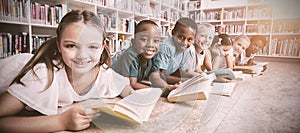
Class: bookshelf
188,0,300,58
0,0,186,58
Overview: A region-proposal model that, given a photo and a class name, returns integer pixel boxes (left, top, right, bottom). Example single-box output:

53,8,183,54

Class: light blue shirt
156,37,191,75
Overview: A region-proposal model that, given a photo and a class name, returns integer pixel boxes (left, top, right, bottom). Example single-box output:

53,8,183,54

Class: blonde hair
197,23,215,35
234,35,250,47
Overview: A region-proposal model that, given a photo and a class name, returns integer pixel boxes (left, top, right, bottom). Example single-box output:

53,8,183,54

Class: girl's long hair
10,10,111,90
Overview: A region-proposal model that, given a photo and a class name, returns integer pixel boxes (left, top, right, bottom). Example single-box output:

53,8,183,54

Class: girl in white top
209,34,234,70
0,10,134,132
189,23,215,73
232,35,251,65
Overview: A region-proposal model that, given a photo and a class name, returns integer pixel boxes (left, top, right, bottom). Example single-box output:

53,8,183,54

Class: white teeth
145,50,154,55
73,60,90,65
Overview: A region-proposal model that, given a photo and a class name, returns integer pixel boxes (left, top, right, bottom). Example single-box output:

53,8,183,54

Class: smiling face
59,22,104,74
248,39,265,54
195,28,215,51
173,26,196,52
132,23,161,60
233,38,250,55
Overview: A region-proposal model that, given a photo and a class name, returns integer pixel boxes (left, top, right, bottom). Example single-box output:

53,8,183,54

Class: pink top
0,53,130,115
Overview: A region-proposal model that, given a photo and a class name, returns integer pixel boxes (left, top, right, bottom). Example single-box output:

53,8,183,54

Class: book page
210,82,237,96
113,88,162,123
167,74,216,102
168,73,207,96
93,105,140,124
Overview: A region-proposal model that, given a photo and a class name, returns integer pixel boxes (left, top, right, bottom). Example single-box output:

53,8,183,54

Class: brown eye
65,44,76,48
154,39,160,44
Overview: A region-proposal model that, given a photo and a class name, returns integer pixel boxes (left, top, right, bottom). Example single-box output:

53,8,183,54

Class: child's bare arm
0,93,92,132
160,69,185,85
128,77,151,90
225,54,233,70
149,72,178,91
204,52,212,71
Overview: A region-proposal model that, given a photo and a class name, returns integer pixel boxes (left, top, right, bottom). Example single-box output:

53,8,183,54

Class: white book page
113,88,162,122
169,74,216,97
168,73,206,96
210,82,237,96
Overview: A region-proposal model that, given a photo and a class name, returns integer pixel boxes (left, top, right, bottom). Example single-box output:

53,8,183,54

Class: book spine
0,33,3,58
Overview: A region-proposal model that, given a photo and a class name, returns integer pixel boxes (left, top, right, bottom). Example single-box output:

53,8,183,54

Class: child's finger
87,112,101,118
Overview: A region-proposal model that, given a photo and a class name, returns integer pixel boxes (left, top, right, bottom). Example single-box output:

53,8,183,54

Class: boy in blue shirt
112,20,177,91
156,18,200,84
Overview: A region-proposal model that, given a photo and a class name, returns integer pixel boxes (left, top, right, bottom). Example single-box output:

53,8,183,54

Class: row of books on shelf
118,18,134,33
0,0,29,23
134,1,149,15
214,24,271,35
31,35,52,54
0,0,67,26
212,23,299,35
0,32,28,58
98,13,133,33
97,13,117,31
269,37,300,57
30,2,67,26
260,37,300,57
246,24,271,34
161,10,183,23
204,11,221,21
0,32,51,58
216,25,244,34
222,9,245,20
273,23,300,34
247,7,272,19
161,0,185,11
187,1,201,11
107,35,131,55
189,9,274,22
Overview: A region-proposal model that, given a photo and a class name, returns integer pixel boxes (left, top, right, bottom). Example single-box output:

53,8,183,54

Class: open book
167,73,216,102
210,82,237,97
88,88,162,124
233,62,268,75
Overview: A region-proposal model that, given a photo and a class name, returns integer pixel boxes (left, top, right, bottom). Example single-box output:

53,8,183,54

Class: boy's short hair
172,17,197,35
134,20,159,34
250,35,268,46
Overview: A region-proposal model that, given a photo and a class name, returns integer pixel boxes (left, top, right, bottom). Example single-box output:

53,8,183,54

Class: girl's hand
59,103,94,131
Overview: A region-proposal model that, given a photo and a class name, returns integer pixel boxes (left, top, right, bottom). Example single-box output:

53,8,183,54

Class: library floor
81,58,300,133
